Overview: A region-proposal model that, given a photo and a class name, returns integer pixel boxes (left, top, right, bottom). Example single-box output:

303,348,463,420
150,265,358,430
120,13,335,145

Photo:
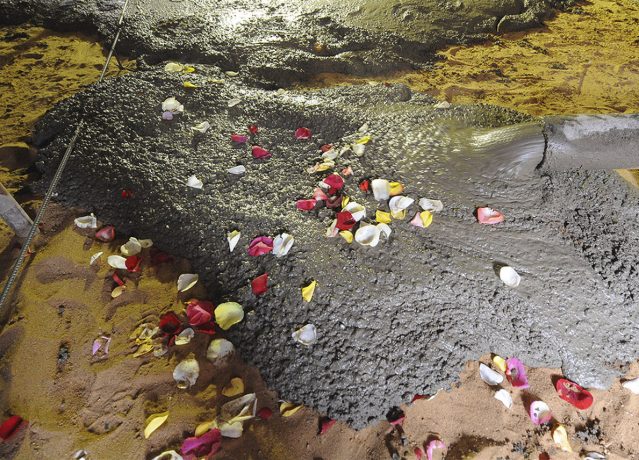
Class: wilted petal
92,335,111,357
191,121,210,133
292,324,317,345
219,421,243,438
499,266,521,287
295,127,312,140
178,273,199,292
222,377,245,397
164,62,184,73
479,363,504,385
175,328,195,346
0,415,24,442
90,251,103,265
221,393,257,421
215,302,244,330
477,207,504,224
75,214,97,229
252,146,272,159
506,357,529,388
187,175,203,189
273,233,294,257
529,400,552,425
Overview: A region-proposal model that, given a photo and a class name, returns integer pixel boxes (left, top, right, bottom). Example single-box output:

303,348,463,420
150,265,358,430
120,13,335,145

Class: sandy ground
2,1,639,458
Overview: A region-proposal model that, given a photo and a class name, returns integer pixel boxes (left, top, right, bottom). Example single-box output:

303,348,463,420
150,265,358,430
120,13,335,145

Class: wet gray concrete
31,65,639,427
1,0,575,86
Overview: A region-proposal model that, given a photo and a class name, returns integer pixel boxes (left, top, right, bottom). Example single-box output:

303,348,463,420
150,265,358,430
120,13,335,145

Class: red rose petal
0,415,23,441
95,225,115,242
295,127,312,140
112,272,125,286
251,273,269,296
326,195,342,209
296,199,317,211
257,407,273,420
320,144,333,153
252,145,272,159
319,418,336,435
159,311,183,336
186,300,214,326
322,173,344,194
359,179,370,192
231,133,249,143
248,236,274,256
121,189,134,199
248,124,259,135
555,378,593,410
411,394,428,403
335,211,356,231
150,248,173,265
125,255,142,272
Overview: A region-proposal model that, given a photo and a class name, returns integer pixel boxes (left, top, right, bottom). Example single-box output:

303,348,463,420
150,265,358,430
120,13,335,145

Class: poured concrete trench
3,0,639,431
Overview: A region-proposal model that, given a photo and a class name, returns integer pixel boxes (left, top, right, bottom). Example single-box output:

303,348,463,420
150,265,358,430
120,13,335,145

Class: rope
0,0,132,321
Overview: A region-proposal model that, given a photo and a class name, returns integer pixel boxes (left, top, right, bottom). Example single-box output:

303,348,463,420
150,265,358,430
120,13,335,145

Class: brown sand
2,2,639,458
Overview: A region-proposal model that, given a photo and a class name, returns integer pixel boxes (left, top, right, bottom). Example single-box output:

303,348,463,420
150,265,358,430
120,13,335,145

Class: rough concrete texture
31,65,639,428
0,0,573,87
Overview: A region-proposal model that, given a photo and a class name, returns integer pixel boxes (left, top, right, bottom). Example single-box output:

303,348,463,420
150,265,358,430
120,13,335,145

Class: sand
2,0,639,458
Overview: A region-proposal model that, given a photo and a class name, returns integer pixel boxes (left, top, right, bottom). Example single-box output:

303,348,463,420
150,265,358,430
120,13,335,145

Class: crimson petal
231,133,248,144
125,255,142,272
322,173,344,194
251,273,269,296
257,407,273,420
555,378,593,410
295,127,312,140
186,300,214,326
181,428,222,458
0,415,23,441
319,418,336,435
252,145,271,159
248,124,259,135
335,211,356,231
159,311,183,336
296,199,317,211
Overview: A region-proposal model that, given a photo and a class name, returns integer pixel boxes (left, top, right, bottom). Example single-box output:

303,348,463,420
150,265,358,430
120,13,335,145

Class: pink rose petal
181,428,222,458
296,199,317,211
505,357,530,389
477,207,504,224
426,439,446,460
295,127,312,140
341,166,353,177
529,400,553,425
410,212,424,228
186,300,214,326
248,236,273,256
252,146,272,159
231,133,248,143
92,336,111,357
319,418,336,435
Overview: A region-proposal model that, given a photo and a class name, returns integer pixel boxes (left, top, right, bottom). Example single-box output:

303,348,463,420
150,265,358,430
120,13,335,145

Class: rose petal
419,198,444,212
0,415,23,441
313,188,328,201
371,179,390,201
359,179,370,192
177,273,199,292
552,424,572,452
173,356,200,389
107,255,128,269
228,165,246,175
273,233,294,257
292,324,317,345
95,225,115,242
295,127,312,140
92,336,111,357
376,210,392,224
319,418,336,435
506,357,530,389
426,439,446,460
355,224,381,247
339,230,353,243
74,214,97,229
248,124,259,135
529,400,552,425
257,407,273,420
215,302,244,330
301,280,317,302
227,230,241,252
186,175,203,189
207,338,234,362
335,211,356,231
251,273,268,296
248,236,273,256
144,411,169,439
186,300,214,326
279,402,303,417
622,376,639,394
343,202,366,222
162,97,184,113
296,199,317,211
90,251,103,265
222,377,245,397
499,266,521,287
252,146,272,159
389,196,414,213
191,121,210,133
125,255,142,272
494,389,513,409
231,133,248,143
322,173,344,194
181,428,222,458
477,207,504,224
479,363,504,386
555,378,593,410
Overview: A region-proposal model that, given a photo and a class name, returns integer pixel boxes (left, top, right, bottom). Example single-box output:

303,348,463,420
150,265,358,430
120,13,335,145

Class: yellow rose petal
341,196,350,208
133,342,154,358
195,419,218,437
376,210,392,224
339,231,353,243
279,401,303,417
391,209,406,220
389,182,404,196
184,66,196,73
420,211,433,228
355,135,371,144
222,377,245,397
144,411,169,439
215,302,244,330
183,81,198,88
301,281,317,303
492,355,507,373
552,424,572,452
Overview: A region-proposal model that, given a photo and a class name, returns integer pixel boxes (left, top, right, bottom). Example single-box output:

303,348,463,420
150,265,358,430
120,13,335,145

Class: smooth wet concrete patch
32,66,639,428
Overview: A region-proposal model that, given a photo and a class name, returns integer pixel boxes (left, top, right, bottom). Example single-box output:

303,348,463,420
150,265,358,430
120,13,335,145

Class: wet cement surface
0,0,574,87
31,65,639,427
